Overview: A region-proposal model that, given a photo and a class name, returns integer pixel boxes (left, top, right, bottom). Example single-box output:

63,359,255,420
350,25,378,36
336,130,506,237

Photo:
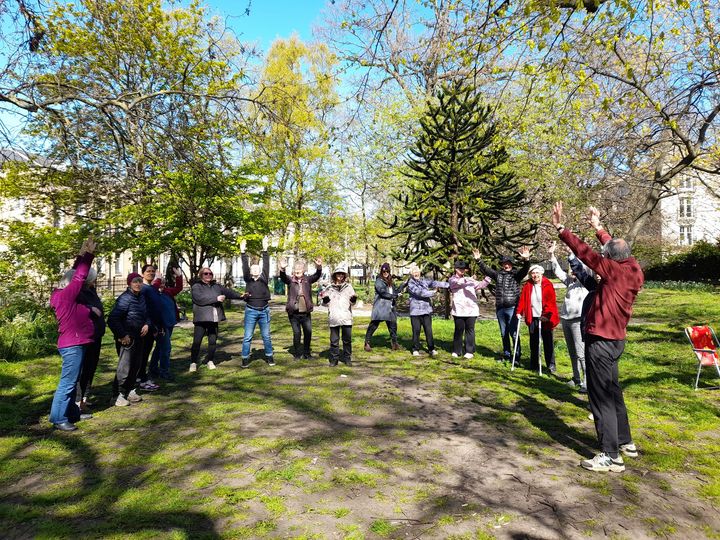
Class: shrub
0,308,58,361
644,240,720,283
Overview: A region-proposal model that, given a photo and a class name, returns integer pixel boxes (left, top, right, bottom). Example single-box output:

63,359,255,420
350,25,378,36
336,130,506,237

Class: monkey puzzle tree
381,81,536,275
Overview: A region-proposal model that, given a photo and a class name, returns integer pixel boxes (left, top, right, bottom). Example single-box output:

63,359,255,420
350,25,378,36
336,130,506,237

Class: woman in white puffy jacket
321,266,357,366
549,242,589,390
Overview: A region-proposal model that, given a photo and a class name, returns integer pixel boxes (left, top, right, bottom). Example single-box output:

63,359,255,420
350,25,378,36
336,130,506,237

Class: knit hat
499,255,515,266
528,264,544,275
454,260,469,269
127,272,142,286
380,262,391,273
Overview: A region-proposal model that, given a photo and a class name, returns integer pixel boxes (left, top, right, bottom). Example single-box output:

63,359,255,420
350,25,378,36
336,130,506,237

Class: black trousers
191,322,219,365
453,316,476,355
330,325,352,364
585,336,632,455
289,312,312,357
528,319,556,372
113,337,142,398
365,320,397,344
137,331,155,382
78,337,102,400
410,314,434,352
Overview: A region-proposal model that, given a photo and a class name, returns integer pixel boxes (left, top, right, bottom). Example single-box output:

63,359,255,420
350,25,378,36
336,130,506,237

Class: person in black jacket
190,266,247,372
279,256,322,360
240,237,274,367
474,247,531,363
107,273,151,406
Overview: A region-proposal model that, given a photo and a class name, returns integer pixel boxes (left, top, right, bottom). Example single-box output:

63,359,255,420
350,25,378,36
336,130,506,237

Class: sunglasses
202,272,213,276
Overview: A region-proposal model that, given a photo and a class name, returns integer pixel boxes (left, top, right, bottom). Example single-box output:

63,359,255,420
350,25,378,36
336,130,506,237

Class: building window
679,197,693,218
114,254,122,275
679,225,693,246
679,177,694,190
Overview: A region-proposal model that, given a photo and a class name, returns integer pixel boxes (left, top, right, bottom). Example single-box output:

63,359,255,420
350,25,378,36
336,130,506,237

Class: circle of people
47,203,643,474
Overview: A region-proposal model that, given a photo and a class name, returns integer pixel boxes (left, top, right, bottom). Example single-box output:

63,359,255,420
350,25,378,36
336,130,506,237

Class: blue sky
203,0,331,49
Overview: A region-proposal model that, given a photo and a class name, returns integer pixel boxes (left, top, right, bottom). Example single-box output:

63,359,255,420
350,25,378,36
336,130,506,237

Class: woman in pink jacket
448,260,491,359
48,237,97,431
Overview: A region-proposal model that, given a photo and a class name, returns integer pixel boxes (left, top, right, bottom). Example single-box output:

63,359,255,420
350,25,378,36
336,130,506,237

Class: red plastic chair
685,326,720,390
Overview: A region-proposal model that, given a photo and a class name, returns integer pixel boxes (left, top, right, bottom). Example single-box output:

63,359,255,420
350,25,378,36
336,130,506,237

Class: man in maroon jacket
553,202,644,473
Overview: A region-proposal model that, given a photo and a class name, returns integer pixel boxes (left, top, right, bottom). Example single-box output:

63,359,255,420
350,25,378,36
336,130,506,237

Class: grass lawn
2,287,720,539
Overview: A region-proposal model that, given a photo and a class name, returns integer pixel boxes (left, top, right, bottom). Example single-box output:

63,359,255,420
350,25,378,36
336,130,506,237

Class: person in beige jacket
321,266,357,366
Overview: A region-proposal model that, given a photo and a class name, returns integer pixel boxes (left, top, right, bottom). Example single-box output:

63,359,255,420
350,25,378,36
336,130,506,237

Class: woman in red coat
517,264,560,373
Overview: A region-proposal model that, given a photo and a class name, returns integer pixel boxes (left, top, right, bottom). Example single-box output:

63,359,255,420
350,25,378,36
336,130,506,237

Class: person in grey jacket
550,241,590,390
190,266,247,372
406,264,449,357
364,262,407,351
321,266,357,366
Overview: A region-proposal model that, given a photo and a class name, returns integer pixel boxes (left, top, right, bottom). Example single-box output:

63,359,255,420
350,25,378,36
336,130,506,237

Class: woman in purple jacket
48,237,97,431
406,264,449,357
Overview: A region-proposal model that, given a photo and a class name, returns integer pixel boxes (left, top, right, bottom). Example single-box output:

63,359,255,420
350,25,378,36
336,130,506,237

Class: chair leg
695,363,703,390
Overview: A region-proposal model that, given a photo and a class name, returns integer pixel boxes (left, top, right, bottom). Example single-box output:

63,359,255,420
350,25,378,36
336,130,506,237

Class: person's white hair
58,267,98,289
528,264,544,275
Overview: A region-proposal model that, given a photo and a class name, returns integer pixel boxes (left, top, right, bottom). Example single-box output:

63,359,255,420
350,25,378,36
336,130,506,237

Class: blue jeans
242,306,273,358
149,326,173,376
49,345,86,424
497,307,520,360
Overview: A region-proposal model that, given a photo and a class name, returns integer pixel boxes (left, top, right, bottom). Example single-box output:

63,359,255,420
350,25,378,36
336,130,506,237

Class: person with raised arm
279,255,323,360
549,241,589,391
474,247,531,364
149,267,183,380
449,258,491,359
516,264,559,373
553,202,643,473
240,237,274,367
48,237,97,431
405,264,449,357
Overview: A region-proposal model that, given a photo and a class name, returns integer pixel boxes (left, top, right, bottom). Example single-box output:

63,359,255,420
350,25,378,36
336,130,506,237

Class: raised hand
552,201,563,227
314,257,323,267
278,257,287,270
472,248,481,260
80,237,96,255
548,241,556,257
262,236,269,251
173,267,182,277
240,239,247,253
517,246,531,260
588,206,602,230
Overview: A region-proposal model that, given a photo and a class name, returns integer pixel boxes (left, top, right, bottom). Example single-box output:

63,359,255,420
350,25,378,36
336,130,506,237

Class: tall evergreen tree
381,81,536,275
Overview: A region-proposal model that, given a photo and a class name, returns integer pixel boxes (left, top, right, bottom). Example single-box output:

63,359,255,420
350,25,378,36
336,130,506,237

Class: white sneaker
412,351,420,357
115,395,130,407
451,352,459,358
188,362,197,372
127,389,143,403
464,353,474,359
619,443,638,458
588,412,594,420
207,361,217,370
581,452,625,472
430,350,438,357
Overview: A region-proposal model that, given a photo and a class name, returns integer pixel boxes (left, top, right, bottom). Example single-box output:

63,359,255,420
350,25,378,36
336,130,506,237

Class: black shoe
343,358,353,366
293,356,302,361
302,353,314,360
53,422,77,432
329,360,338,367
241,357,250,368
265,356,276,366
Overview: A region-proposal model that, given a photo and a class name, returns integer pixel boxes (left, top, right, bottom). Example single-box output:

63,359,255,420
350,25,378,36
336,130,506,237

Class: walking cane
511,316,521,371
538,317,543,377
